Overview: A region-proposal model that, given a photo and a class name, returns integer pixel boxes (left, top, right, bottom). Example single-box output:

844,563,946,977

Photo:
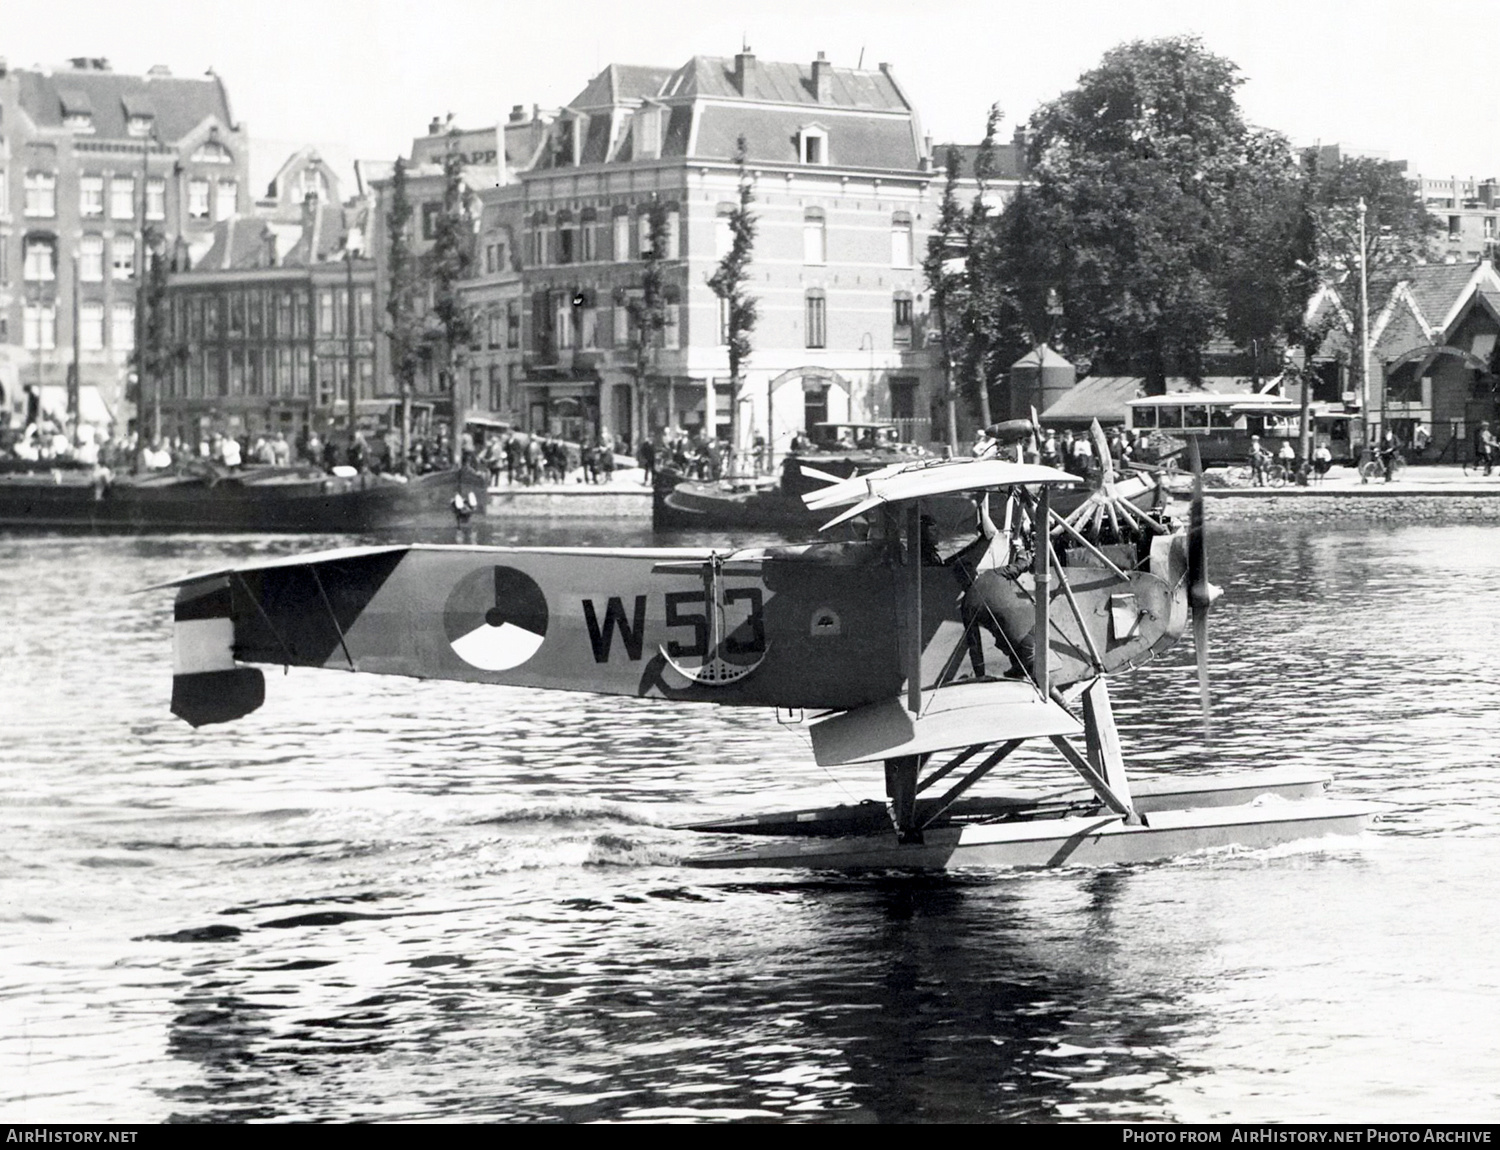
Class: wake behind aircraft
157,430,1371,869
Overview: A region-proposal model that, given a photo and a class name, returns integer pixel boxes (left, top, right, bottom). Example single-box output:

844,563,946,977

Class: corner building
512,51,944,453
0,57,249,431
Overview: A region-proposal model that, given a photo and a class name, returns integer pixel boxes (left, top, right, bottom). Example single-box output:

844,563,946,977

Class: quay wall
1195,491,1500,523
485,486,652,519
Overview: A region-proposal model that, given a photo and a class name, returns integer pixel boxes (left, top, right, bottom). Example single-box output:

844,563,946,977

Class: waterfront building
156,185,375,450
0,57,250,432
1309,259,1500,455
507,51,948,454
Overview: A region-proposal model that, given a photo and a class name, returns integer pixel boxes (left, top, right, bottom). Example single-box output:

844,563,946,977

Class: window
0,173,7,219
24,304,57,350
215,180,237,221
484,244,496,274
146,178,166,221
715,205,735,259
113,302,135,351
192,140,233,164
80,302,104,351
1487,217,1496,240
663,303,679,350
893,292,913,346
204,296,220,340
79,235,104,282
24,236,56,281
469,367,482,409
127,115,153,138
614,212,631,262
79,176,104,217
717,295,730,345
229,293,246,338
488,364,503,411
277,292,293,338
891,212,913,268
664,208,680,260
112,235,135,280
318,290,335,336
638,212,652,258
507,301,521,348
25,172,56,217
110,176,135,220
805,290,826,349
357,289,373,336
580,215,596,262
188,179,210,220
803,208,826,265
277,347,293,396
421,202,441,240
558,224,575,264
229,348,245,394
799,127,828,166
487,309,502,349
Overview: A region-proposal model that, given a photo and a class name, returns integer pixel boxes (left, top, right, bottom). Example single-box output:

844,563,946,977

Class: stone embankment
1188,466,1500,522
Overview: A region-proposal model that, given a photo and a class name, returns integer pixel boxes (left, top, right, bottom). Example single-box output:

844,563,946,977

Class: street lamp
344,228,363,456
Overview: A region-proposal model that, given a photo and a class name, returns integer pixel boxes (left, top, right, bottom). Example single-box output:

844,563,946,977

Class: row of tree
926,36,1438,428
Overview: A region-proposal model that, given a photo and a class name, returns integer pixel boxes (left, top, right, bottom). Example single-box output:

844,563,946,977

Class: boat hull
0,467,488,533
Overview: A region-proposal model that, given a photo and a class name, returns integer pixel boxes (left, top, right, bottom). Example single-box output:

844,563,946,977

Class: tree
132,225,179,444
922,147,966,450
1018,36,1267,392
384,157,422,470
426,138,477,456
957,105,1002,426
707,136,758,463
1306,153,1438,278
624,200,671,447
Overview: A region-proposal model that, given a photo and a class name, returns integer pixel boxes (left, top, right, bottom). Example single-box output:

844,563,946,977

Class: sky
7,0,1497,185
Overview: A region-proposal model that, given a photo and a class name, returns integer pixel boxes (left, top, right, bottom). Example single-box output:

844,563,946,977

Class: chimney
262,226,278,268
429,116,443,136
147,64,171,77
734,49,757,96
812,51,832,102
510,104,527,124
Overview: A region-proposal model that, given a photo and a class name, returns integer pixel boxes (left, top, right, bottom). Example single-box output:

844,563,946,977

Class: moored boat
0,463,488,533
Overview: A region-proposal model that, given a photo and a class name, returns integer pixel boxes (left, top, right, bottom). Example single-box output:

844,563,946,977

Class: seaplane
155,426,1372,870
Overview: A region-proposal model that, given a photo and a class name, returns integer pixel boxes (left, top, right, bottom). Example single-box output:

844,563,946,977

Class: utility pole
68,253,80,439
134,126,161,445
1358,197,1372,452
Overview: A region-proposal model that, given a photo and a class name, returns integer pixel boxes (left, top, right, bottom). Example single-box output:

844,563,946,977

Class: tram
1126,393,1358,466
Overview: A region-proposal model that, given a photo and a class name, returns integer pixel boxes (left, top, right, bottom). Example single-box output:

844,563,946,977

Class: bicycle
1359,450,1405,482
1462,452,1495,478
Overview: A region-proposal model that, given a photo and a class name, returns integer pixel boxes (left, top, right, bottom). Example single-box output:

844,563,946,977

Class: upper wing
803,457,1078,528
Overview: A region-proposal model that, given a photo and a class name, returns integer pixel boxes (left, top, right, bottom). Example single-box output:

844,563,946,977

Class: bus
1125,393,1358,466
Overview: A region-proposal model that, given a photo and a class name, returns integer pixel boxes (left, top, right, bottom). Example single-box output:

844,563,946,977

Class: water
2,516,1499,1122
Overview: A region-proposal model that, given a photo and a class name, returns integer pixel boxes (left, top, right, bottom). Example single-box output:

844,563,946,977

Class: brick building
0,57,249,432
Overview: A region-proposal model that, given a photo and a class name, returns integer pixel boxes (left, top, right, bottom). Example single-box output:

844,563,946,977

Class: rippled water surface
2,515,1499,1122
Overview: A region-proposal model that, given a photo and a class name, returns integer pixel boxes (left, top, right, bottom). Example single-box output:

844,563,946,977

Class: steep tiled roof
568,64,674,110
664,56,910,111
16,66,234,141
692,104,919,168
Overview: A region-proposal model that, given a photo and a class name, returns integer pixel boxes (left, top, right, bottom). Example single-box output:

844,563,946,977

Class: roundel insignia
443,566,549,671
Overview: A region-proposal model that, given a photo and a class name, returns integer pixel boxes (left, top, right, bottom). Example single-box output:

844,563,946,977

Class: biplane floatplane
155,432,1371,870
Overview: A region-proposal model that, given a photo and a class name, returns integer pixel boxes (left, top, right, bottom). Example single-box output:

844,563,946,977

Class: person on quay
1248,435,1269,486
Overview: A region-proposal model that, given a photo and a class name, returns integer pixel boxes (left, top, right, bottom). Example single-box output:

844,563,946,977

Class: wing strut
308,566,357,672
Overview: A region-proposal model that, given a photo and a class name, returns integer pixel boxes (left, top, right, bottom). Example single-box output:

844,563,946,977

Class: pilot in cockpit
931,492,1037,679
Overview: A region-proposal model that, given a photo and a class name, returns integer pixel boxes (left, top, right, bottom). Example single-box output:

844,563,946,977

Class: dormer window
60,89,94,134
192,139,233,164
798,126,828,165
634,105,662,160
127,115,153,138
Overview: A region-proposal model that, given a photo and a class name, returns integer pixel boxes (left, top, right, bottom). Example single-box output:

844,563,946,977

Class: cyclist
1379,427,1400,482
1248,435,1271,486
1476,421,1496,477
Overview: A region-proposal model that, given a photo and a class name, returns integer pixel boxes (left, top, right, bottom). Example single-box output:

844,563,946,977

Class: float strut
885,755,923,844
